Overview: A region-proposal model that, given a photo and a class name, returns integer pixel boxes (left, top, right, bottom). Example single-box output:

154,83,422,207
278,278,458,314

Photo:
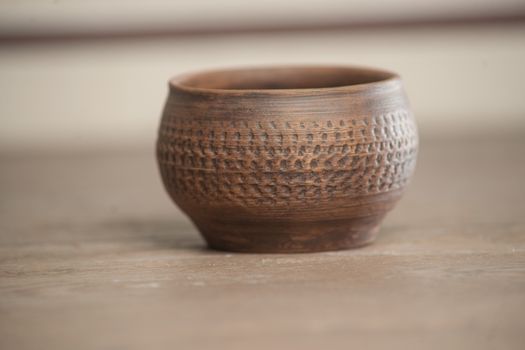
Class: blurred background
2,3,525,349
1,0,524,154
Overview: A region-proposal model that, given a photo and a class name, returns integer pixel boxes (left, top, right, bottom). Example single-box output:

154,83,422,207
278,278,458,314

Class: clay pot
157,66,418,253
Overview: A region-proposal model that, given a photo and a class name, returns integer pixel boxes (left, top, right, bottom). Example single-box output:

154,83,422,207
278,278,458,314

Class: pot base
195,216,382,253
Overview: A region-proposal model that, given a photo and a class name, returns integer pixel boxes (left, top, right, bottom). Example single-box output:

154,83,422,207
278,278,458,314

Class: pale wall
1,25,525,153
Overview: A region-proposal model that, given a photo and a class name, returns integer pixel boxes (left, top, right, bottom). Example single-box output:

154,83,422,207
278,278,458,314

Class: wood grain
1,135,525,349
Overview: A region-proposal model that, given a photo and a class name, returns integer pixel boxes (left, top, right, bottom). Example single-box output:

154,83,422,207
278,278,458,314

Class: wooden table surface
1,135,525,349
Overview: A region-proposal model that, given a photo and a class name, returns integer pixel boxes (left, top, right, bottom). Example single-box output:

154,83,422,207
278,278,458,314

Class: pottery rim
168,65,401,95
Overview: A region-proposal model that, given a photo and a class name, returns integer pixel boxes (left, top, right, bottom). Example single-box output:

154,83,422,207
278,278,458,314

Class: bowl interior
175,66,396,91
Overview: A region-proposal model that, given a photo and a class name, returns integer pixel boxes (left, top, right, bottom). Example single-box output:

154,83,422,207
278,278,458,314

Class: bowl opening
174,66,397,91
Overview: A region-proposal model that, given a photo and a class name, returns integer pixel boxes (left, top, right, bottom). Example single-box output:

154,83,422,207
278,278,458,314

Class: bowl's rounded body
157,66,418,253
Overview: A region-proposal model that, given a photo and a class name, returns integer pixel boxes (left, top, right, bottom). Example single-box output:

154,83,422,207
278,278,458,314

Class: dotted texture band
157,110,418,207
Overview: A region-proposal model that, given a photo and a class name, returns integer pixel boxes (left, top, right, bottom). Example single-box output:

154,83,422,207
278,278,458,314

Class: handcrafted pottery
157,66,418,253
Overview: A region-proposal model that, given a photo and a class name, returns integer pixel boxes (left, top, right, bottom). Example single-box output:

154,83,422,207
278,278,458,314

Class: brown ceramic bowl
157,65,418,253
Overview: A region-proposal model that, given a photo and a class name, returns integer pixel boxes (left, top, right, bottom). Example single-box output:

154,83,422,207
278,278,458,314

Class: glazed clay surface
157,66,418,252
